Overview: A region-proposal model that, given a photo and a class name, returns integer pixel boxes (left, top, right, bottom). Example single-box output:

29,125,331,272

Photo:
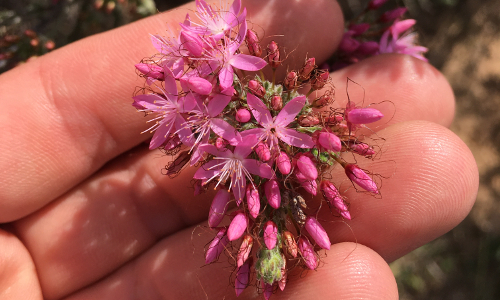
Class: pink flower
264,179,281,209
228,211,248,241
149,34,186,78
206,227,229,264
263,220,278,250
132,68,195,149
320,180,351,220
304,216,331,250
237,235,253,267
246,185,260,218
338,31,360,54
297,237,318,270
345,164,379,194
208,189,230,227
379,19,428,62
235,260,250,296
194,135,274,201
243,94,315,150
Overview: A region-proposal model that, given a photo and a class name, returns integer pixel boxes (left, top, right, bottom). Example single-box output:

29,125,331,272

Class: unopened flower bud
262,281,273,300
267,41,280,68
248,80,266,97
255,142,271,161
135,63,165,80
263,220,278,250
380,7,407,23
271,95,283,111
304,216,331,250
235,260,250,296
296,154,318,181
347,107,384,124
338,31,360,53
320,180,351,219
205,227,229,264
276,152,291,175
347,141,375,156
282,231,298,258
208,189,230,227
310,69,329,90
357,41,379,56
298,114,320,127
349,23,370,36
318,131,341,152
236,108,251,123
256,247,285,285
180,76,213,95
237,235,253,267
264,179,281,208
180,30,204,56
312,93,333,108
345,164,378,193
215,137,228,151
283,71,298,90
246,185,260,218
299,57,316,81
369,0,389,10
295,171,318,196
227,211,248,241
245,29,262,57
297,237,318,270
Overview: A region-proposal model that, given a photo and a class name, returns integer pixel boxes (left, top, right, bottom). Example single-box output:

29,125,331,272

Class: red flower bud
271,95,283,111
245,29,262,57
283,71,298,90
299,57,316,81
248,80,266,97
267,41,281,68
310,69,329,90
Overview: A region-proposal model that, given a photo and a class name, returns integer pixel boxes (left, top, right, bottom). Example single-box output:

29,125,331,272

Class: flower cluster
332,0,428,70
133,0,385,298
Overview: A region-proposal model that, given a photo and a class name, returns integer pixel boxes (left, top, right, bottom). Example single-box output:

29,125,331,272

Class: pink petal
210,119,242,146
132,94,168,111
206,227,229,264
263,220,278,250
277,128,315,148
235,261,250,296
178,92,197,112
162,67,178,100
297,237,318,270
229,0,241,17
274,95,306,127
150,34,168,54
230,53,267,71
304,216,331,250
219,66,234,90
345,164,379,193
150,119,174,150
242,159,274,179
227,211,248,241
232,174,247,204
174,115,192,144
246,93,272,126
208,189,230,227
228,16,246,53
193,159,223,180
207,93,231,116
234,134,259,158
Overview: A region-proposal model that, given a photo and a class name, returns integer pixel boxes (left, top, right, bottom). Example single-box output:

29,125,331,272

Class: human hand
0,0,478,299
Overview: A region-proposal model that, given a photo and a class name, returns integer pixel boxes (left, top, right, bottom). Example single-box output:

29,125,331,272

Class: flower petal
150,119,174,149
234,134,259,158
210,119,242,146
246,93,272,126
219,65,234,90
274,95,307,127
193,159,223,180
242,159,274,179
162,67,178,101
132,94,168,111
230,53,267,71
198,144,233,158
277,128,315,148
207,93,231,117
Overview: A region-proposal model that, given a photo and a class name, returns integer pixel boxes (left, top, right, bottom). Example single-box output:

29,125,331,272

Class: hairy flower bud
245,29,262,57
263,220,278,250
304,216,331,250
295,171,318,195
267,41,281,68
347,108,384,124
135,63,165,80
347,141,375,156
276,152,291,175
318,132,341,152
270,95,283,111
256,246,285,285
237,235,253,267
180,76,212,95
312,93,333,108
297,237,318,270
310,69,329,90
205,227,229,264
248,80,266,98
235,260,250,296
296,154,318,181
320,180,351,219
283,71,298,90
228,211,248,241
255,142,271,161
209,189,230,227
246,185,260,218
180,30,204,56
282,231,298,258
264,179,281,209
299,57,316,81
298,114,320,127
236,108,251,123
345,164,379,193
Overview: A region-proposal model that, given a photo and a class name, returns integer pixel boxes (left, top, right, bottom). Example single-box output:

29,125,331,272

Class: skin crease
0,1,477,300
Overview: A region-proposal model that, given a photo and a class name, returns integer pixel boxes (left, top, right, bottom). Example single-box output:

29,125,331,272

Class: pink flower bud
349,23,370,36
135,63,164,80
215,137,228,151
283,71,298,90
310,69,329,90
312,93,333,108
205,227,229,264
255,142,271,161
299,57,316,81
304,216,331,250
345,164,378,193
380,7,407,23
271,95,283,111
236,108,251,123
248,80,266,97
262,281,273,300
295,171,318,196
235,260,250,296
347,141,375,156
356,41,379,56
208,189,230,227
264,180,281,209
276,152,291,175
297,237,318,270
246,185,260,218
320,180,351,219
267,40,281,68
338,32,360,53
237,235,253,267
298,114,320,127
245,29,262,57
180,30,204,56
392,19,416,36
227,211,248,241
318,132,341,152
180,76,212,95
282,231,298,258
296,154,318,181
347,108,384,124
263,220,278,250
369,0,389,10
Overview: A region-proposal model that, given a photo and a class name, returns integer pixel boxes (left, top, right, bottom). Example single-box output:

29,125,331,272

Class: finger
64,236,397,300
0,0,344,222
0,229,42,300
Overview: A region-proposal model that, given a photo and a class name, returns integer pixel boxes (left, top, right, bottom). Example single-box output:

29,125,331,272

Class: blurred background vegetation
1,0,499,299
